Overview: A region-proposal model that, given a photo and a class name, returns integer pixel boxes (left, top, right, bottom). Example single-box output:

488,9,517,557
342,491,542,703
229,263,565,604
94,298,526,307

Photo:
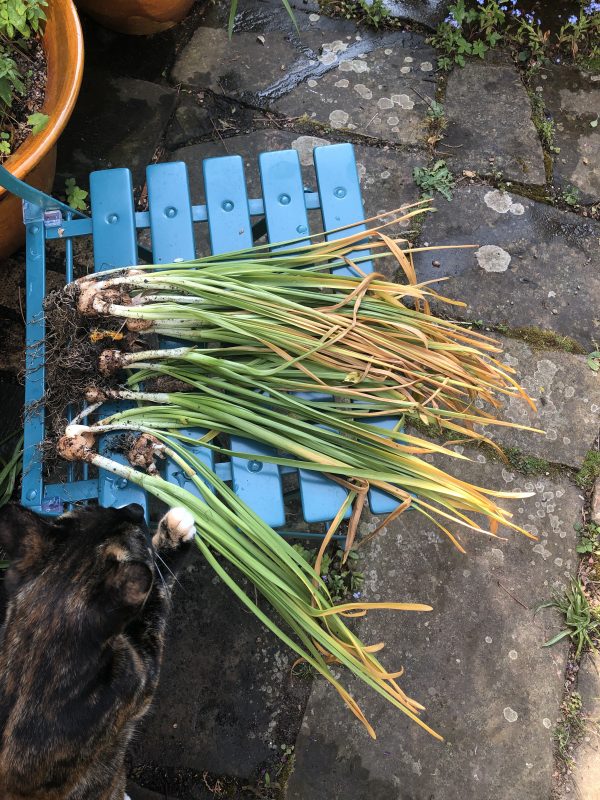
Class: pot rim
1,0,84,192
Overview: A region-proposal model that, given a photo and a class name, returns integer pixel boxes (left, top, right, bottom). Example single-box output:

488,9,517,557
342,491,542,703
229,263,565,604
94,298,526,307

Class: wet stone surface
164,94,214,149
171,25,301,96
482,336,600,468
442,53,546,184
172,0,436,145
413,185,600,349
286,456,581,800
539,65,600,203
274,31,437,144
378,0,450,27
56,73,177,192
171,0,357,99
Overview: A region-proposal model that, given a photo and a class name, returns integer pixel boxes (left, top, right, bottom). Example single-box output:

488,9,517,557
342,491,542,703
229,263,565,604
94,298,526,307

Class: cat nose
120,503,146,523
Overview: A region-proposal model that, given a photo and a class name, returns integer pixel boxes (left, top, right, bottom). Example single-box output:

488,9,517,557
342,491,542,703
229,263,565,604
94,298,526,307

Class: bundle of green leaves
52,209,540,737
0,0,49,159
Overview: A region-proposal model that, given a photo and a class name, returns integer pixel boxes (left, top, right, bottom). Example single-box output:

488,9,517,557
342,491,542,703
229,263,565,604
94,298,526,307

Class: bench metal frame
0,142,398,532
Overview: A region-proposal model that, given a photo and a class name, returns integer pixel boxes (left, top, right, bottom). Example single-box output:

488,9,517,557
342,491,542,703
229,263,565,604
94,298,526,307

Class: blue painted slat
313,143,373,276
205,153,285,524
147,162,195,263
90,168,138,270
365,416,402,515
145,161,216,498
43,479,99,508
258,149,350,525
98,450,148,510
259,149,310,249
90,169,148,514
147,163,193,354
21,211,46,513
43,194,325,241
316,143,401,516
204,155,252,254
166,438,216,503
230,439,286,528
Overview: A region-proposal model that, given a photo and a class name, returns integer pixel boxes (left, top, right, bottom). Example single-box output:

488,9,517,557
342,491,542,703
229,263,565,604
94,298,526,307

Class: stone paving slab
413,185,600,349
442,54,546,184
165,93,214,149
274,32,437,144
557,653,600,800
129,549,307,779
171,1,436,145
286,456,582,800
380,0,449,27
481,336,600,468
171,0,358,98
170,129,425,274
55,72,177,193
538,65,600,203
171,24,301,96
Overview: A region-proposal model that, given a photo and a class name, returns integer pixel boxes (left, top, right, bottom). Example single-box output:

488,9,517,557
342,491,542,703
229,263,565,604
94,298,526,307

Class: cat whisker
152,558,167,593
154,551,186,594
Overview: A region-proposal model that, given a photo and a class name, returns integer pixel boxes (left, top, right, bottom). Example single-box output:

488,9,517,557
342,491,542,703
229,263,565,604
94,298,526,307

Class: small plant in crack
427,100,445,121
574,522,600,556
319,0,396,29
413,160,455,201
554,691,584,766
528,90,561,155
537,578,600,658
575,450,600,490
561,185,581,208
291,543,364,604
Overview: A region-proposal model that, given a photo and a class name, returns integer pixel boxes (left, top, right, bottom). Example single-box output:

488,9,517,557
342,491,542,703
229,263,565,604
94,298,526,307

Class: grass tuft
538,579,600,659
555,691,584,766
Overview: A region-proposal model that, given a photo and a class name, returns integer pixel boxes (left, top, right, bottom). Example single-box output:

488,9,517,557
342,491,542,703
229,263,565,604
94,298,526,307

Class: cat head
0,503,155,639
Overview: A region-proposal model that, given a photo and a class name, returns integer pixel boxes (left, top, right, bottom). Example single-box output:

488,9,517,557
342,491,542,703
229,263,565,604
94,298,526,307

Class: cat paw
165,507,196,543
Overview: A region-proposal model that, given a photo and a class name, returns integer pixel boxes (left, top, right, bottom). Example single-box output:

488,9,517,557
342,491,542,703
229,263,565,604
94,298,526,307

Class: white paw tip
124,795,132,800
166,507,196,541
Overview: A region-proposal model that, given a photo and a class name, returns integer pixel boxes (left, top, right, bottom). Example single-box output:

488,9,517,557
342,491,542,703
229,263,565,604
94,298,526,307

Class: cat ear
0,503,51,561
105,560,153,610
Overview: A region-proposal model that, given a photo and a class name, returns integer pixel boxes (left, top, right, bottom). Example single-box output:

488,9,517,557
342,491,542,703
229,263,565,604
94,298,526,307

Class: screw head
296,224,307,234
334,187,347,199
279,193,291,205
222,200,234,212
165,206,177,218
107,213,119,224
116,478,128,489
26,489,37,500
248,460,263,473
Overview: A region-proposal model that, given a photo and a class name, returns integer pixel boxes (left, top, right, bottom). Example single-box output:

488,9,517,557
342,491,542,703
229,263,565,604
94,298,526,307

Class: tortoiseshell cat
0,501,195,800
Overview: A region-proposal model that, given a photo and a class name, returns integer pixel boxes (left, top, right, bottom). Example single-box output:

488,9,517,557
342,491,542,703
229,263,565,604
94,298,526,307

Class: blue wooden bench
0,142,399,534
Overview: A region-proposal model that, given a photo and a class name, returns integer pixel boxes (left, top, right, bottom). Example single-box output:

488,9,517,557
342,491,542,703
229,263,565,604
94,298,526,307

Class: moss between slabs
575,451,600,491
494,325,586,355
502,447,551,476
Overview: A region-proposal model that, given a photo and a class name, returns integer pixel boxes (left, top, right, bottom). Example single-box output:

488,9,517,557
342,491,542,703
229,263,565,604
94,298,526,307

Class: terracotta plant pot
76,0,196,35
0,0,84,261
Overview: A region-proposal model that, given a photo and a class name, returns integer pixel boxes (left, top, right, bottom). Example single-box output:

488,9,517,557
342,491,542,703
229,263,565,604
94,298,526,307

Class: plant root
127,433,164,474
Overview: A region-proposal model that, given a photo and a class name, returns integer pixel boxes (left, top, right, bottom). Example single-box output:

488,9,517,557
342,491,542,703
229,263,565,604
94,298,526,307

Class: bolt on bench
0,142,400,536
